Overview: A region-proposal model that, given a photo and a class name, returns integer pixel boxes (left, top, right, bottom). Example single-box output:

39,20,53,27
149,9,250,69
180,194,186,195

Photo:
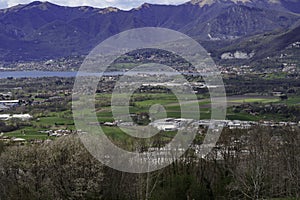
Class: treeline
224,76,300,96
233,103,300,121
0,127,299,199
0,121,19,133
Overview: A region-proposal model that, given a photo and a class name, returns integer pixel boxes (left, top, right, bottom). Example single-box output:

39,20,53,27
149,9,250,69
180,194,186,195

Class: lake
0,71,123,79
0,71,204,79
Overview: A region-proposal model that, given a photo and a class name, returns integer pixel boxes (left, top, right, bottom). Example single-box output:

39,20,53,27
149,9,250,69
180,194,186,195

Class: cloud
0,0,188,10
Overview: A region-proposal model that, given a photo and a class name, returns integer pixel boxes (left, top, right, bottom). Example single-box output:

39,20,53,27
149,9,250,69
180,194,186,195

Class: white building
0,114,32,121
12,114,32,120
0,100,20,107
150,118,193,131
0,114,10,120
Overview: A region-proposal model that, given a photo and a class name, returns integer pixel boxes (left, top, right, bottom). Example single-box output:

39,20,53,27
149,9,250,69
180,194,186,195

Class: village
0,72,299,147
1,114,299,145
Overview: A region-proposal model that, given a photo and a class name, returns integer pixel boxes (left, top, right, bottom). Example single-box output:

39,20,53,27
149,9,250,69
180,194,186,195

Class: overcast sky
0,0,189,10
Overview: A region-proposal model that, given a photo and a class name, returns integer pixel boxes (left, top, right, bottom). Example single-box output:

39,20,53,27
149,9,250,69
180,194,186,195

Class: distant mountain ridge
189,0,300,13
0,0,299,61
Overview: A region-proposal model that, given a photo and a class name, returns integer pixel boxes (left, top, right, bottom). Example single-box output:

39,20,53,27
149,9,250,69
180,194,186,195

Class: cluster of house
0,129,78,145
205,119,299,129
2,56,84,72
218,62,299,76
0,100,20,111
100,117,300,132
0,92,12,97
218,65,254,75
198,120,254,130
149,118,194,131
39,129,76,137
289,41,300,48
148,118,300,132
0,135,27,144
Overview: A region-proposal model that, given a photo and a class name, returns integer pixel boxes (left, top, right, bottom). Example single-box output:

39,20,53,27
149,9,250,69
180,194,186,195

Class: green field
285,96,300,106
229,97,280,104
5,127,51,140
3,93,300,140
3,111,75,140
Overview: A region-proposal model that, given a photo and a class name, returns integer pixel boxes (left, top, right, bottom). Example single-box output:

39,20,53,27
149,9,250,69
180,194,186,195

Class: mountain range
0,0,299,63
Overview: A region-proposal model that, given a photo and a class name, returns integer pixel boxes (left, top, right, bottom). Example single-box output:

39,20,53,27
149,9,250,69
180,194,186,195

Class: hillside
0,0,299,61
209,24,300,68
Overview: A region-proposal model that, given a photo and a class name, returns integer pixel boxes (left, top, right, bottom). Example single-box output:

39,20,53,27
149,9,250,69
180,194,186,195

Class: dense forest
1,126,299,200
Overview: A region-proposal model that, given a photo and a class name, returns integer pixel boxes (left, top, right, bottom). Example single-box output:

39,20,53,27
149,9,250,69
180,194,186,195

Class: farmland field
3,93,299,140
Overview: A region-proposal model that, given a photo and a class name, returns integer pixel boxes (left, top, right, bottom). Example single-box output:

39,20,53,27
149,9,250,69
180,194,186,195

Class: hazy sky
0,0,188,10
